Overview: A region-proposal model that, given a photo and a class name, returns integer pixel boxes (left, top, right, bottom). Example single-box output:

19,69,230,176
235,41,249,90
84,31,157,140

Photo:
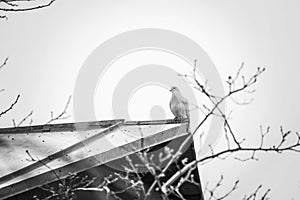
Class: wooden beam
0,121,124,186
0,123,188,199
0,119,124,134
124,118,188,126
0,119,187,134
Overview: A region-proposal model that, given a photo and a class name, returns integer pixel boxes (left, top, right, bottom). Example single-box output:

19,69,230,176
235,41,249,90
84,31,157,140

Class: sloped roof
0,119,189,199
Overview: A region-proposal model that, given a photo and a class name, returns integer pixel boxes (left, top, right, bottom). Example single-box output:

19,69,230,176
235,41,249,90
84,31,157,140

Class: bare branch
147,64,266,196
0,57,8,70
0,15,7,19
242,185,271,200
25,149,63,185
45,96,71,124
204,175,239,200
0,0,55,12
0,94,20,118
13,110,33,127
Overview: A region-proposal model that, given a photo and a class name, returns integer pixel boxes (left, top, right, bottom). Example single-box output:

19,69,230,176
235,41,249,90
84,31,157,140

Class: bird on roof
169,86,190,132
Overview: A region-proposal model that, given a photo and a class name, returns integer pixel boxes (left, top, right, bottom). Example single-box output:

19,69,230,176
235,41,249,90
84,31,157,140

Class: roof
0,119,189,199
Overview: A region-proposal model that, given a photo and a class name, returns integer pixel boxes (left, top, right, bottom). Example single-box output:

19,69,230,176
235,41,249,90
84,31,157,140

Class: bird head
170,86,179,92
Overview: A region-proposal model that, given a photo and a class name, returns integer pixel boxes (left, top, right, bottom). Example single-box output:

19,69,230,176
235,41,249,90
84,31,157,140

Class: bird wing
178,95,189,119
170,94,190,119
183,99,190,120
170,99,183,117
181,97,191,133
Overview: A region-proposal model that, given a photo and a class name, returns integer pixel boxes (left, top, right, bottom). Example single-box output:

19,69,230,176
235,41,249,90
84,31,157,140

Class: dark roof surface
0,119,190,199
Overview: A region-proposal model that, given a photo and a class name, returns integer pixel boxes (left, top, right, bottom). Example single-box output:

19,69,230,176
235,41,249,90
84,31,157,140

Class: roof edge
0,119,189,134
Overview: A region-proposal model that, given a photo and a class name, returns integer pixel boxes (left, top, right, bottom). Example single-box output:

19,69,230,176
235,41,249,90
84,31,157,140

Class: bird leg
173,116,179,122
173,116,184,122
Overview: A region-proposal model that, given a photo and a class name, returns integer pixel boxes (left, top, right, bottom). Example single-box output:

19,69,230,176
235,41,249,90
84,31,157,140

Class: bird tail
185,103,191,134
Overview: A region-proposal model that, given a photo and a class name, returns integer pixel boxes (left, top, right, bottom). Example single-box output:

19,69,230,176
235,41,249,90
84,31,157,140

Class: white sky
0,0,300,199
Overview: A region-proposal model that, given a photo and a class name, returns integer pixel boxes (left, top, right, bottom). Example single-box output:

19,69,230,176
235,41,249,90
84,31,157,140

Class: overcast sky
0,0,300,199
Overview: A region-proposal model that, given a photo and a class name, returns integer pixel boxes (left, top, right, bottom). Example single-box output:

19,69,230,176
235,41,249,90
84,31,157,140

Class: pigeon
169,86,190,123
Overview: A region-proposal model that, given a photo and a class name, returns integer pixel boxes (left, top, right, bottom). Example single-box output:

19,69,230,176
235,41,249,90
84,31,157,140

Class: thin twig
45,96,71,124
0,57,8,70
0,0,55,12
0,94,20,118
14,110,33,127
